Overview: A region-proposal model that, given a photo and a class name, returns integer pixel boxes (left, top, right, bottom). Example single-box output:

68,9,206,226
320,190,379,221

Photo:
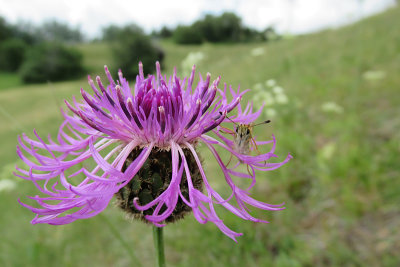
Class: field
1,6,399,267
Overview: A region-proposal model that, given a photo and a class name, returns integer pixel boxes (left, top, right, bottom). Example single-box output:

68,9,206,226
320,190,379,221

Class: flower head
15,62,291,241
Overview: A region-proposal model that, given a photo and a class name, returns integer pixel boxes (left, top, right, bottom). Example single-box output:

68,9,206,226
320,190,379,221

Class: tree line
0,18,84,83
0,12,278,84
151,12,279,44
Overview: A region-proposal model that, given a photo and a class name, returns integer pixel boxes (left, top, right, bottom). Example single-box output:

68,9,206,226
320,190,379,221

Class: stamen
138,61,144,79
104,65,115,87
185,99,202,129
201,83,217,114
116,85,131,120
96,76,116,107
158,106,166,133
127,97,143,129
202,110,227,133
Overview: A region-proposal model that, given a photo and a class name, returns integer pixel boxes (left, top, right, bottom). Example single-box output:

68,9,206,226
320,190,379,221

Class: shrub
159,26,173,38
172,12,277,44
111,25,164,79
102,24,143,42
172,13,244,44
19,42,84,83
195,13,243,43
151,26,173,39
0,38,27,71
173,25,203,44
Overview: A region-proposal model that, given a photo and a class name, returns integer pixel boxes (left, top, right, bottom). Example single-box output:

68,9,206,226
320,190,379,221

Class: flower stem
152,226,166,267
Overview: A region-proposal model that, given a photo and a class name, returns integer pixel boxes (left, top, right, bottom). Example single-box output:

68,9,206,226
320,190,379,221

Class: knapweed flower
15,62,291,241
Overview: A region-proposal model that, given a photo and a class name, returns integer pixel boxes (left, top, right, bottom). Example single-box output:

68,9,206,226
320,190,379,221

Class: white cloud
0,0,396,38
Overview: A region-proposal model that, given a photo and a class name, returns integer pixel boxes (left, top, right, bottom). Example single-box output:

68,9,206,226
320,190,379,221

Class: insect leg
251,137,266,164
246,164,252,176
226,153,233,167
219,125,235,135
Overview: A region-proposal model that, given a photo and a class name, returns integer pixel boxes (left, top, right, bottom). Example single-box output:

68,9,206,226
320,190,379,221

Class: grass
1,5,400,267
0,72,22,90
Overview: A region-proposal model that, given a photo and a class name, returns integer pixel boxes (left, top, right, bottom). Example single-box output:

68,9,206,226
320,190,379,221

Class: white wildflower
254,83,264,91
265,79,276,87
181,52,205,74
251,47,265,56
0,179,16,192
319,143,336,160
321,102,344,114
262,92,275,106
272,86,284,94
265,108,277,118
253,91,271,107
363,70,386,81
275,93,288,104
0,162,21,192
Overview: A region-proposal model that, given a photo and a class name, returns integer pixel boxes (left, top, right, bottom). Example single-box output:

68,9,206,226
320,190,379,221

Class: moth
219,113,270,172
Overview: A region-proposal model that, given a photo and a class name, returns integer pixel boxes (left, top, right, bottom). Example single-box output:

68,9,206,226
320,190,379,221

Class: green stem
153,226,166,267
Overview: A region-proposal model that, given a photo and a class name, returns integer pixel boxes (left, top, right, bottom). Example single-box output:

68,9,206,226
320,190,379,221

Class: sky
0,0,396,37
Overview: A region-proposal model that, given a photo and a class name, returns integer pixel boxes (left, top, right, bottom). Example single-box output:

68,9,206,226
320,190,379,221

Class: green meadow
1,6,399,267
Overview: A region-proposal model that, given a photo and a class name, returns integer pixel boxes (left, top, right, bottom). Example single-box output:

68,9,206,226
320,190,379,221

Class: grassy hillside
1,5,399,267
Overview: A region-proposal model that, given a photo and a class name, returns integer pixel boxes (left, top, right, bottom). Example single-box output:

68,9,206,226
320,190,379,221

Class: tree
110,24,164,79
0,17,12,42
102,24,143,41
173,25,203,44
0,39,27,71
19,42,84,83
172,12,269,44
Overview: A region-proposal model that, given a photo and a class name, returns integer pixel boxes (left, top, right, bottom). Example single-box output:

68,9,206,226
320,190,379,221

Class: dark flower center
115,147,203,223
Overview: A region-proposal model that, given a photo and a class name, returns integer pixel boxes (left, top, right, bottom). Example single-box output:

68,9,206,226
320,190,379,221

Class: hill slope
0,5,399,267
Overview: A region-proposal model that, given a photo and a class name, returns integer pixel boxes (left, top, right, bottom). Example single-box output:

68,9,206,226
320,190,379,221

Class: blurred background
0,0,399,266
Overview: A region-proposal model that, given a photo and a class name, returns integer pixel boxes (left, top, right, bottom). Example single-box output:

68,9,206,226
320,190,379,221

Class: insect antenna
253,120,271,127
219,111,238,125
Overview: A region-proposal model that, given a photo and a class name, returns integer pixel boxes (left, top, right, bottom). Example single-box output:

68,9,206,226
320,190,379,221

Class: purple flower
15,62,291,241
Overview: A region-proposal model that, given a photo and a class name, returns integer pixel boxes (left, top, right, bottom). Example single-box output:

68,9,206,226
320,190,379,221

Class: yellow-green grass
1,6,400,266
0,72,22,90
